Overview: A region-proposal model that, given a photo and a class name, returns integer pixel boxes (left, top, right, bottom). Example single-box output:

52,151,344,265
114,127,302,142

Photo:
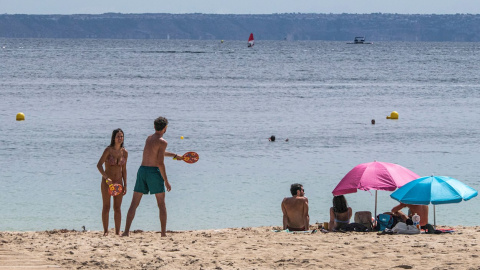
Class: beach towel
272,229,317,234
433,228,455,234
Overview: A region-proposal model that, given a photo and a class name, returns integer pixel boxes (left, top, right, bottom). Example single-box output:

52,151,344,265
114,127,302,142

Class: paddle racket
106,180,123,196
174,151,199,164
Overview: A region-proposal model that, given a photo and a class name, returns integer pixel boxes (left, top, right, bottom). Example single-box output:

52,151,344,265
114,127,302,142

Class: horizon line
2,12,480,16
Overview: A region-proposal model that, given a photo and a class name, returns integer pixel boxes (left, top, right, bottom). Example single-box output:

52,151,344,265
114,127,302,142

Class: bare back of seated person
334,210,351,222
282,192,309,231
391,203,429,226
329,207,353,231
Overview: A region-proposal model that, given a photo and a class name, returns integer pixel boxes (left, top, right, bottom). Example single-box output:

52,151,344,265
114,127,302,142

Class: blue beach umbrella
390,175,478,228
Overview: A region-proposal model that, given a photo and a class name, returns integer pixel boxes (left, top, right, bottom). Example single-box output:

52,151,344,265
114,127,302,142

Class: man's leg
154,192,167,237
122,191,143,237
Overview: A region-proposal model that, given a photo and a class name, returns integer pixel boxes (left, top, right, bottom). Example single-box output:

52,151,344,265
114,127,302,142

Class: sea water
1,39,480,231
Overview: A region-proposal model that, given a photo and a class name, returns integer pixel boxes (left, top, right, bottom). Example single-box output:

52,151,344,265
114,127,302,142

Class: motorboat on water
347,37,372,44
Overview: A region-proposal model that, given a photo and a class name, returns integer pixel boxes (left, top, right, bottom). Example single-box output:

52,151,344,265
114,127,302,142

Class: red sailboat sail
248,33,254,47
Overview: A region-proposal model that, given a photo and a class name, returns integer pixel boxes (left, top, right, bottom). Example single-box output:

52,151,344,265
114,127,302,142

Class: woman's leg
101,181,111,236
113,193,124,235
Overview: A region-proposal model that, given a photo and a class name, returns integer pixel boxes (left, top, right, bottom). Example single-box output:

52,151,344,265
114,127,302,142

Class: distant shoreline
1,13,480,41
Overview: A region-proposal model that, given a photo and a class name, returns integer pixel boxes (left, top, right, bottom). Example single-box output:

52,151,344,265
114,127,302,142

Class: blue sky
1,0,479,15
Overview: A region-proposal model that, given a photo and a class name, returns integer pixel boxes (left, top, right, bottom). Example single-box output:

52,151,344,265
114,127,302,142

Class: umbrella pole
374,190,378,221
434,205,436,229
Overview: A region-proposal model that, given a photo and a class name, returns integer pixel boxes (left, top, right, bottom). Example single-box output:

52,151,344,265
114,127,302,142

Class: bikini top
106,148,126,166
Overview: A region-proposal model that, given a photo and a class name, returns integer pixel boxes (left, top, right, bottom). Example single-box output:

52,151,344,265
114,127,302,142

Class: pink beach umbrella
332,161,420,218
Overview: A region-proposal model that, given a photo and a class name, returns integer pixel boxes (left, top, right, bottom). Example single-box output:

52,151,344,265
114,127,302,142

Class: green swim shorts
133,166,165,194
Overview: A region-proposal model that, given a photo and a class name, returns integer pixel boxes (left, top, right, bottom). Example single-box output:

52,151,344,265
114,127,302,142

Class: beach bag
376,214,394,231
342,223,369,232
391,222,420,234
354,211,373,231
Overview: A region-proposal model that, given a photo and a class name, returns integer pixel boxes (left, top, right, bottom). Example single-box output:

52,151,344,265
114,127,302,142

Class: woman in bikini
328,195,352,231
97,128,128,236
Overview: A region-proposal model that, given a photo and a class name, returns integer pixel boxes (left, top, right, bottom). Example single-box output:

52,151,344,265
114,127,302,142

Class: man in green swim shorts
122,116,184,237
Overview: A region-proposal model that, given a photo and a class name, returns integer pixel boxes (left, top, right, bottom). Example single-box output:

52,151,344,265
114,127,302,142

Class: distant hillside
1,13,480,41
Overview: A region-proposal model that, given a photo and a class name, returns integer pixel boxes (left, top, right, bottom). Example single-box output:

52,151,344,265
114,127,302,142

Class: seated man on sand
391,203,429,227
281,183,309,231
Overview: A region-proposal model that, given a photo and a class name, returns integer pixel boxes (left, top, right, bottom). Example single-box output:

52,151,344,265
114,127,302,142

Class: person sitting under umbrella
329,195,353,231
281,183,309,231
391,203,429,228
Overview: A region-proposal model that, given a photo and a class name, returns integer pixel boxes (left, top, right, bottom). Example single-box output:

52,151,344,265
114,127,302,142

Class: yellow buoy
221,40,224,43
16,112,25,121
386,111,399,119
180,136,184,140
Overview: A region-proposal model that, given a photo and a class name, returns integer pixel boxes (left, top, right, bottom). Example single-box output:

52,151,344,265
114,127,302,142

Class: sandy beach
1,225,479,269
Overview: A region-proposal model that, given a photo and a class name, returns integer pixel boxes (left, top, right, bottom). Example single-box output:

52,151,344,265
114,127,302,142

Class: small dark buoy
269,135,276,142
371,119,375,125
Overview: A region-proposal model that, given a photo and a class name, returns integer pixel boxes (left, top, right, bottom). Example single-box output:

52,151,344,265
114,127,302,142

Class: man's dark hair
109,128,124,148
154,117,168,131
290,183,303,196
333,195,348,213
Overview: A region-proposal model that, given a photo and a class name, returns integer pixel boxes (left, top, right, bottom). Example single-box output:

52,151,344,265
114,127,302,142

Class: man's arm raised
391,203,406,214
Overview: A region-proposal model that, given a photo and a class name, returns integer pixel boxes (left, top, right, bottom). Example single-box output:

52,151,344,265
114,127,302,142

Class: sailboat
247,33,254,47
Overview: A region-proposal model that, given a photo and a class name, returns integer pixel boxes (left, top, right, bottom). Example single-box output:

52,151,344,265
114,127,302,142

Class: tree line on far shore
1,13,480,41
